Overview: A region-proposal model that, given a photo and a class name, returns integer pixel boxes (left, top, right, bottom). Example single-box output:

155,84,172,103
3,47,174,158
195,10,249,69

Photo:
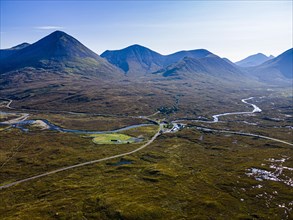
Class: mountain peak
42,30,75,43
0,31,122,77
49,30,69,37
0,42,30,59
124,44,161,54
236,53,274,67
127,44,146,49
10,43,30,50
156,54,243,80
42,30,78,45
22,30,102,61
101,44,163,74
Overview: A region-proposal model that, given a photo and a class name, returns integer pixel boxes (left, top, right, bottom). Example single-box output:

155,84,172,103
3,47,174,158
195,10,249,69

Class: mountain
0,31,122,78
236,53,274,67
101,45,249,82
101,45,215,75
101,44,165,76
0,43,30,59
251,48,292,83
155,55,244,81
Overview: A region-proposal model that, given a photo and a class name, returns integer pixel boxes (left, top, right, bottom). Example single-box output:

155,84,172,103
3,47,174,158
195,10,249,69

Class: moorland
0,31,292,219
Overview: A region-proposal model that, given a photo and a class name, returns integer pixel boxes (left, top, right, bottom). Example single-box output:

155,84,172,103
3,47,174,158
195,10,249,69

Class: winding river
173,97,262,124
0,118,154,134
1,97,262,134
212,97,262,122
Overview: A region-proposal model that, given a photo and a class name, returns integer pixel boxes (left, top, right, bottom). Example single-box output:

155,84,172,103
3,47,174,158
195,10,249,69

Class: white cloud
35,26,63,30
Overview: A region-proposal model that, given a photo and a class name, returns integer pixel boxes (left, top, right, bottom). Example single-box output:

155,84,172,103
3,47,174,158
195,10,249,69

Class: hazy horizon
1,0,292,62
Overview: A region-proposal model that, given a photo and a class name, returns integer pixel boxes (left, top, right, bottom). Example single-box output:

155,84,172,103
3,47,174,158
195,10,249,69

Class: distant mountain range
236,53,274,67
0,30,291,114
0,31,292,85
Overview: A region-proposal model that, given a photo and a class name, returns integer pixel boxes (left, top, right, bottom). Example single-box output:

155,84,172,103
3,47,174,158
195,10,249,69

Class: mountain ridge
154,55,245,81
0,42,30,59
236,53,274,67
250,48,292,83
101,45,218,75
0,31,291,86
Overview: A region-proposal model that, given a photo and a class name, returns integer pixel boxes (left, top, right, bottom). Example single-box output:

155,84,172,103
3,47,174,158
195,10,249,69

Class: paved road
0,125,162,190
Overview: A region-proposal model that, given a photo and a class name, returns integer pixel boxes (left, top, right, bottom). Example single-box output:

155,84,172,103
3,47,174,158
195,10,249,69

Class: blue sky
0,0,292,61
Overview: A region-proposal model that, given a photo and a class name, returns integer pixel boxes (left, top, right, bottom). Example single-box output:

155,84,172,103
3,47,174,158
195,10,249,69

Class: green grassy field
89,133,135,144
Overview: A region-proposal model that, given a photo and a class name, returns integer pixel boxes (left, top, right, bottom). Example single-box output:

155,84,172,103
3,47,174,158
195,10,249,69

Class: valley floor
0,87,292,219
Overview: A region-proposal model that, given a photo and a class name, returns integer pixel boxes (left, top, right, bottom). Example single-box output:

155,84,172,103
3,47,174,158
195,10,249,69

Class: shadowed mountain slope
0,43,30,59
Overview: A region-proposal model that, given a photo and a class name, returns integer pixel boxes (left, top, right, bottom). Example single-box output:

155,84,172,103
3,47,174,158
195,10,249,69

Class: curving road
0,124,163,190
